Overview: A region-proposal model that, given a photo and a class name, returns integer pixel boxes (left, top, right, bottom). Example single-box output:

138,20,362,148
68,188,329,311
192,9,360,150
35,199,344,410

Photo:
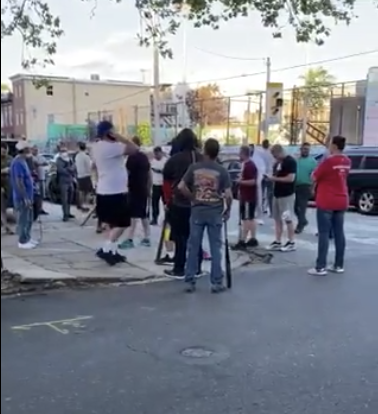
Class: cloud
54,31,151,78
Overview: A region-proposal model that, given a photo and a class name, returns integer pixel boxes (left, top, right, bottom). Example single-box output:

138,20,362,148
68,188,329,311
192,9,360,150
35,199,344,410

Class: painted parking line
11,316,93,335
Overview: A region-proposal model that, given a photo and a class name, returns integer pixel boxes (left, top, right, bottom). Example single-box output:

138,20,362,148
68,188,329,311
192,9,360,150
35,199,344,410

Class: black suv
316,147,378,215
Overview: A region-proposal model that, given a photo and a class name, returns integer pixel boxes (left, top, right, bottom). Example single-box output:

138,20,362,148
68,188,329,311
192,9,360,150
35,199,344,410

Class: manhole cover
181,346,214,358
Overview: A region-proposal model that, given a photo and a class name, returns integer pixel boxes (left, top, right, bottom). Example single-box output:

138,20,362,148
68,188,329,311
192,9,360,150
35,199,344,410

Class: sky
1,0,377,99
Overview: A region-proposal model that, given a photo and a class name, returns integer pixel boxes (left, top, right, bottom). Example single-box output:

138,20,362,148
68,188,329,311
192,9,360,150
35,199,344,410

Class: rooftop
9,73,149,88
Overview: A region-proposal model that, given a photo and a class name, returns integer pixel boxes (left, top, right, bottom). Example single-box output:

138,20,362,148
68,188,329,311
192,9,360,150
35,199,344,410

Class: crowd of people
1,125,351,288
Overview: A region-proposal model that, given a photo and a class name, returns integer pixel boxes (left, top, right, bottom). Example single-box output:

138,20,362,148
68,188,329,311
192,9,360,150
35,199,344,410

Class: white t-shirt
91,141,128,195
251,149,267,180
75,151,92,179
150,157,167,186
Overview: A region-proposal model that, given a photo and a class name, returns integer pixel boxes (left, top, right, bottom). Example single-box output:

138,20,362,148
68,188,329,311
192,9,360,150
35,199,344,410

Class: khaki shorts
272,195,295,222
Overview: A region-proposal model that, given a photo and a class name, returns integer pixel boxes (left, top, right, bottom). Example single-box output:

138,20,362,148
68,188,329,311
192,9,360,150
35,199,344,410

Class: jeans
15,203,33,244
263,179,273,214
185,213,223,286
151,185,163,222
294,184,312,228
316,209,346,270
168,204,202,273
60,183,73,218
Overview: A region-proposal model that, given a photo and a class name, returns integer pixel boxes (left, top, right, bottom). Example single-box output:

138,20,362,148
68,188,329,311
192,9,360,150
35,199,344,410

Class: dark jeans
60,183,73,218
151,185,163,222
15,202,33,244
316,209,346,270
169,204,202,274
295,184,312,228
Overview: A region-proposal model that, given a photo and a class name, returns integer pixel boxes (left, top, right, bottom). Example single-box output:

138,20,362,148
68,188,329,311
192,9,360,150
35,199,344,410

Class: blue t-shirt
10,156,34,205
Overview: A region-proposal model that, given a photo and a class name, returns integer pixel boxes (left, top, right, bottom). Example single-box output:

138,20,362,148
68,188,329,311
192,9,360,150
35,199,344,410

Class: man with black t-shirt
119,136,151,248
162,129,203,278
265,144,297,252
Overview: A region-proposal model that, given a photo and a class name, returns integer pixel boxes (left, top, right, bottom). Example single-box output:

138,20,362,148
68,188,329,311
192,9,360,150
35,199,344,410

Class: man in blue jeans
10,141,36,249
178,138,233,293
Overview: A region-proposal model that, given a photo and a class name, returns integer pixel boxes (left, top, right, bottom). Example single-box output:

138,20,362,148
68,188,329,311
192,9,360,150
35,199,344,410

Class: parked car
221,158,241,199
315,147,378,215
45,153,78,204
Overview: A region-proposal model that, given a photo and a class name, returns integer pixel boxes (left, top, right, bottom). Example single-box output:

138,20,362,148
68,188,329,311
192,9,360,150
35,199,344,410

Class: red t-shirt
239,159,257,203
313,154,351,211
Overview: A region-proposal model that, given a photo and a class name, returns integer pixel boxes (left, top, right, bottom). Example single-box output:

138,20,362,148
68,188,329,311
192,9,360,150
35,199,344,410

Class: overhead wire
22,49,377,118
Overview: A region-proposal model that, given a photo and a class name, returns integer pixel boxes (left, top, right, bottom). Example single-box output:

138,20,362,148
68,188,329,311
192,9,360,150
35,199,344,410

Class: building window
46,85,53,96
19,110,24,125
47,114,55,124
15,112,19,126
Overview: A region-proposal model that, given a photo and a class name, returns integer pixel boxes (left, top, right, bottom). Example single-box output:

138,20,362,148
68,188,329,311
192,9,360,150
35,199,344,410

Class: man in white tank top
91,121,138,265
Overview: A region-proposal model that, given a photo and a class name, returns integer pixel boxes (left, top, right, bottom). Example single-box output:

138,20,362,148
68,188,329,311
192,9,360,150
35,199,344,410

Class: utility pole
152,42,161,146
263,57,271,142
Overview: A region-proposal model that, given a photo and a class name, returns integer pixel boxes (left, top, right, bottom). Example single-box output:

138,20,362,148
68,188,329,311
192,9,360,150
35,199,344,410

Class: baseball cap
16,140,31,151
97,120,114,137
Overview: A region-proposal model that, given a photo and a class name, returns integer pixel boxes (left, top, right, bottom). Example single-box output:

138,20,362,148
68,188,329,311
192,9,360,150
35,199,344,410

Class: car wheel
356,190,377,214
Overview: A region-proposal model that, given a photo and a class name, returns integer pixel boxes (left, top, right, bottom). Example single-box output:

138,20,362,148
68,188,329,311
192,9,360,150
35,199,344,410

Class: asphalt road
2,256,378,414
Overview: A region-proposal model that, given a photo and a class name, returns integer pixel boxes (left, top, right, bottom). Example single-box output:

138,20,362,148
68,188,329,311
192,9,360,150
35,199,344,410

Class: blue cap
97,120,113,137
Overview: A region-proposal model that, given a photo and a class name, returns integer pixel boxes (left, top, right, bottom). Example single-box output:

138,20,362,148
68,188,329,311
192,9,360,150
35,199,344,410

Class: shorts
78,176,93,194
239,201,256,221
272,195,295,222
96,193,130,228
128,193,149,219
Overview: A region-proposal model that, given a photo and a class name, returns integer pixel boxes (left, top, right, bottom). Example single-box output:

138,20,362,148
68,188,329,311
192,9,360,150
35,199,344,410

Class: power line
22,49,377,119
187,49,378,85
194,47,266,61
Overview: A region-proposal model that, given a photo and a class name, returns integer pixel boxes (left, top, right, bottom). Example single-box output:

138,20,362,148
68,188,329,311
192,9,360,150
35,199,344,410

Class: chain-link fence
46,80,364,150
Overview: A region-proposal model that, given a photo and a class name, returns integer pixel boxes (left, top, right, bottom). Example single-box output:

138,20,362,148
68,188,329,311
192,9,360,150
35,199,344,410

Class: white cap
16,140,31,151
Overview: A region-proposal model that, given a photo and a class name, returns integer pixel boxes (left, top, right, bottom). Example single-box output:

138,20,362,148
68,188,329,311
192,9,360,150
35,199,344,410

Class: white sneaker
327,265,345,274
30,239,39,246
18,241,36,249
257,219,264,225
308,267,327,276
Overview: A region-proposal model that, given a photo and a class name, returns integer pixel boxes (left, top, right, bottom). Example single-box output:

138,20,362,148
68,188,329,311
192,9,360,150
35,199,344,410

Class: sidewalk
1,204,254,284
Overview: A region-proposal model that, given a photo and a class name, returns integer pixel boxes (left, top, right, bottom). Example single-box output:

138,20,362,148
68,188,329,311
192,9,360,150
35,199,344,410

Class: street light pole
263,57,271,141
152,41,161,146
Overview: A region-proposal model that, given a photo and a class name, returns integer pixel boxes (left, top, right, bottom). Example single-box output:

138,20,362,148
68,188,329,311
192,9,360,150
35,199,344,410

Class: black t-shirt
126,151,150,197
273,155,297,198
163,150,202,207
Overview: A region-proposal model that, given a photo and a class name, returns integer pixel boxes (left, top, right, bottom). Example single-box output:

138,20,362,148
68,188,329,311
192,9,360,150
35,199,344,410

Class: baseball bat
224,221,232,288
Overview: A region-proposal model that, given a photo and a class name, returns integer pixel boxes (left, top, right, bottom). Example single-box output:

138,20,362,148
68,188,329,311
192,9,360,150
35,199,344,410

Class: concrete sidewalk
1,204,254,283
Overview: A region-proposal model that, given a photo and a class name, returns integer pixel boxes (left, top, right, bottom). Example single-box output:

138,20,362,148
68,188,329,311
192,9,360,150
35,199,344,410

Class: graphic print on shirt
193,168,220,204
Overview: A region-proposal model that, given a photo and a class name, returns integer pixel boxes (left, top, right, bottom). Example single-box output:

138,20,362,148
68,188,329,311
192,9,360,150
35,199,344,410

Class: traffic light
272,92,283,115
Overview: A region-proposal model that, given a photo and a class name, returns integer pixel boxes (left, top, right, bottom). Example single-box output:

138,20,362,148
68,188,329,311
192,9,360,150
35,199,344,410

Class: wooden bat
224,221,232,288
154,216,168,264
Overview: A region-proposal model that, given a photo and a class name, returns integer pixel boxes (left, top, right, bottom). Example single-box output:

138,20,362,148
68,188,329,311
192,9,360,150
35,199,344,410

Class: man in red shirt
233,145,258,249
308,135,351,276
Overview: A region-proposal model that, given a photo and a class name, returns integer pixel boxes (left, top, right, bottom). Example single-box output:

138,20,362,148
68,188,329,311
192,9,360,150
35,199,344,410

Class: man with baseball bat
177,138,233,293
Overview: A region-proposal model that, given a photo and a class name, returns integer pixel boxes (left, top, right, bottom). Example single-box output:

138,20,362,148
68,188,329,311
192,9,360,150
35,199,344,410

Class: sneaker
308,267,327,276
211,284,227,294
140,238,151,247
267,241,282,251
202,250,211,260
281,241,296,252
231,240,247,251
114,252,127,263
150,219,158,226
118,239,134,249
327,265,345,274
30,239,39,246
246,238,259,248
164,269,185,280
185,284,196,293
95,249,118,266
18,241,36,249
257,219,264,225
